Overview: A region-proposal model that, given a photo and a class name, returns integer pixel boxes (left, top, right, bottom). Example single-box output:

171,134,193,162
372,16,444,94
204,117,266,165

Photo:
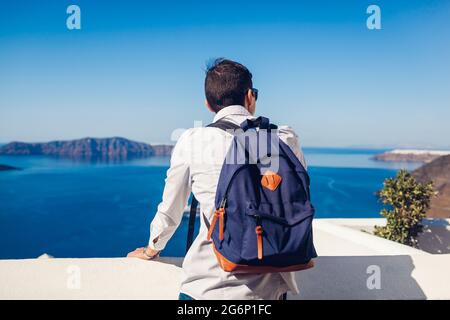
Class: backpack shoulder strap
185,196,198,253
185,119,240,253
206,119,240,131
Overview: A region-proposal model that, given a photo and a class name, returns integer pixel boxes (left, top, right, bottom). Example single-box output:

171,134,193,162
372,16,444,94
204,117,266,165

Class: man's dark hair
205,58,253,113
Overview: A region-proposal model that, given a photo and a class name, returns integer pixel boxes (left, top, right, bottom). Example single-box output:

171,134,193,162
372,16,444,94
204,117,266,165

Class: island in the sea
372,149,450,163
0,137,173,159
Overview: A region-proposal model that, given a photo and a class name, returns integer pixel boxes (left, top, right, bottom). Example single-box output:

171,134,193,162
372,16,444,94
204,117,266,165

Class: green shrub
374,169,434,247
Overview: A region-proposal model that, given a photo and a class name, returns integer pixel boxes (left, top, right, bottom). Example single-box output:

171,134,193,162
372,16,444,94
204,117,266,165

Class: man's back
148,105,307,299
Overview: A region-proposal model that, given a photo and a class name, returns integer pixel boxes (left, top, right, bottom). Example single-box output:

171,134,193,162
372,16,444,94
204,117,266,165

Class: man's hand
127,247,160,260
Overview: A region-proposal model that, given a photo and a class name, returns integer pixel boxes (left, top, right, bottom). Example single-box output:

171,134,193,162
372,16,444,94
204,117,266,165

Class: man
127,58,308,300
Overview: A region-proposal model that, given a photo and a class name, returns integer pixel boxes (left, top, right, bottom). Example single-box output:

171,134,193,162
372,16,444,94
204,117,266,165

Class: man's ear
245,89,253,106
245,90,256,115
205,99,215,113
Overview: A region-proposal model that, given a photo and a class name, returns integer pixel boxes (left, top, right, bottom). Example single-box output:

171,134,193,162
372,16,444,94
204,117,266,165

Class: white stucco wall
1,219,449,300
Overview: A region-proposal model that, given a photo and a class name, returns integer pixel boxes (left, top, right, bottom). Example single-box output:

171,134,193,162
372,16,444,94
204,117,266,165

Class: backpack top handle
240,116,277,132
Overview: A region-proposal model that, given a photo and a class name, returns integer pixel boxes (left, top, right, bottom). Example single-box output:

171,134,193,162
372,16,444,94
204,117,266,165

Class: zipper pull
207,207,225,241
255,217,263,260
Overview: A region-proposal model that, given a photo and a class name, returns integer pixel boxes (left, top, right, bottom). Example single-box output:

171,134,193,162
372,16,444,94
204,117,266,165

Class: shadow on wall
290,256,426,300
418,221,450,254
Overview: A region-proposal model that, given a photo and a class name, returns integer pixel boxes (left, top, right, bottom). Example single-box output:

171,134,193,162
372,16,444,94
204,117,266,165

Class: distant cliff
373,149,450,163
0,137,173,159
0,164,20,171
151,144,174,157
413,155,450,218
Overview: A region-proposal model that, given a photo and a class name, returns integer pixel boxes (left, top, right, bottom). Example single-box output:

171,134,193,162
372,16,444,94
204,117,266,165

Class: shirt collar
213,105,252,123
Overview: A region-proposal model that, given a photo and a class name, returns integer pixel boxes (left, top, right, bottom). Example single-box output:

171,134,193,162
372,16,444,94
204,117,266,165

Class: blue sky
0,0,449,148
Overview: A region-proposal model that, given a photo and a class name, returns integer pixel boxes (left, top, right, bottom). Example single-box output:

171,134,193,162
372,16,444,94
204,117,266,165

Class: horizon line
0,136,450,151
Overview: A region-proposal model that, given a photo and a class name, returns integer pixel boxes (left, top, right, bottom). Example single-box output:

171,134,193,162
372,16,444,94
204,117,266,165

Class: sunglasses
249,88,258,101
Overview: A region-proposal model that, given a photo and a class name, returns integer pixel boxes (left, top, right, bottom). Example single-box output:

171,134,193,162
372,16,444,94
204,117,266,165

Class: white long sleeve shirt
148,105,307,300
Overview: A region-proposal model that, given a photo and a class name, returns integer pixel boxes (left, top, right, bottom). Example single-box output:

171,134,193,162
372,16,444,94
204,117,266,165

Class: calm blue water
0,149,421,259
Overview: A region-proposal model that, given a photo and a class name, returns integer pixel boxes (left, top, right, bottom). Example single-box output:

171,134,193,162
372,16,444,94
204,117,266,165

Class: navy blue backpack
186,116,317,273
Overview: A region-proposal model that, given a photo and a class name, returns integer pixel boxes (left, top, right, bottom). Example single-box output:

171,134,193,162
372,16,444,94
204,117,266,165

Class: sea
0,148,421,259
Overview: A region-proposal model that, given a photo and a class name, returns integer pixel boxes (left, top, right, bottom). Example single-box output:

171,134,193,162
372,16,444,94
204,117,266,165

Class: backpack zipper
211,165,250,240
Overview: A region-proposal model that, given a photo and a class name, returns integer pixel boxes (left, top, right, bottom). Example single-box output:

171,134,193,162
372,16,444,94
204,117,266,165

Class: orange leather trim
261,170,282,191
219,209,225,241
255,226,263,260
212,245,315,273
207,210,220,241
